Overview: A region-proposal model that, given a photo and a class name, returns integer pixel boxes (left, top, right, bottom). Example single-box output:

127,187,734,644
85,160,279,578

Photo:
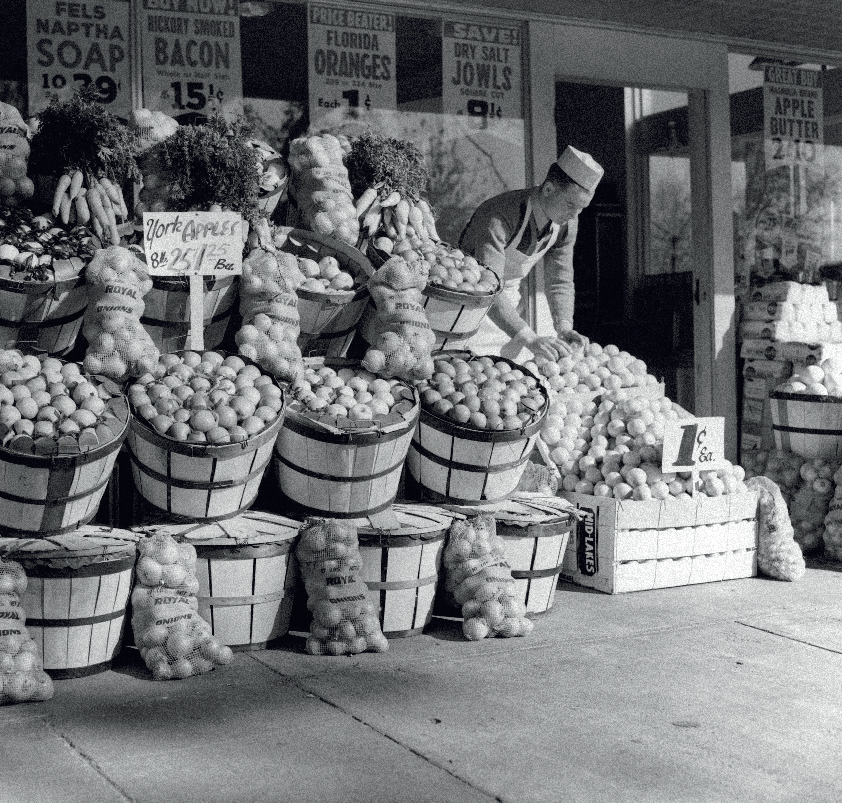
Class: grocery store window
0,0,28,114
240,1,528,244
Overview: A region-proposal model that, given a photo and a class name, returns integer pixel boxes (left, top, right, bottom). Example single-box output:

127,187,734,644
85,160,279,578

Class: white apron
468,196,559,362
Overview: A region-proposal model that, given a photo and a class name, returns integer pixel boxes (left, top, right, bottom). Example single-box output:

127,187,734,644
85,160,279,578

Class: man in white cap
459,145,604,361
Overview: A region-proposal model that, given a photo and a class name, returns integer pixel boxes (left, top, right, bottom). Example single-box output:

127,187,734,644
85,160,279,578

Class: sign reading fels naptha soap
142,211,243,276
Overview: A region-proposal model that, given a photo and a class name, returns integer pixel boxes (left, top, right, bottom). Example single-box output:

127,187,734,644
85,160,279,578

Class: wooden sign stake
188,273,204,351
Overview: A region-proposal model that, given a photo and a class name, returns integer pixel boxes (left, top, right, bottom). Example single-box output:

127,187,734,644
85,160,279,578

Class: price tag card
661,417,729,473
142,211,244,276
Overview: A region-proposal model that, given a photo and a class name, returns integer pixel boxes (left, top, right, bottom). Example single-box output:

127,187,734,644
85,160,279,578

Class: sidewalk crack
49,721,136,803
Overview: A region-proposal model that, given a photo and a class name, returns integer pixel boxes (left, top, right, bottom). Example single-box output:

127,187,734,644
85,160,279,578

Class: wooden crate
138,512,301,650
0,527,138,677
0,396,130,536
127,399,285,522
560,490,760,594
0,269,87,354
274,359,419,521
140,274,238,352
357,504,456,637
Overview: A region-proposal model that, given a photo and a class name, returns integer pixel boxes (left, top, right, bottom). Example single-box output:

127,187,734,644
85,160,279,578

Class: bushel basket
137,512,300,650
127,394,286,523
141,273,238,352
273,358,419,521
0,269,87,355
406,353,548,505
275,227,373,346
769,390,842,459
0,394,130,536
0,527,138,678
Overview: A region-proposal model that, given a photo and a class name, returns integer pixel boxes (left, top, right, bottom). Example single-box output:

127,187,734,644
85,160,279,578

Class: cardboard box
559,491,759,594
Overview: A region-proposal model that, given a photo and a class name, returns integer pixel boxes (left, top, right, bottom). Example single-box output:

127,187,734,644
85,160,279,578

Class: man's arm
543,216,578,334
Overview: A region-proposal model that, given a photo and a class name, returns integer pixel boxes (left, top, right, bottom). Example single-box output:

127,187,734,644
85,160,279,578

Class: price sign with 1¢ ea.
661,417,728,473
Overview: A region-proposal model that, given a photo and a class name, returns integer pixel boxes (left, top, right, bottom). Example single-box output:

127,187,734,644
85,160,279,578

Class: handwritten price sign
142,211,243,276
661,417,728,473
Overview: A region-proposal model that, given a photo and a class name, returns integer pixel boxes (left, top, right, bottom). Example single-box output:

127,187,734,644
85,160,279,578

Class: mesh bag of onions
296,519,389,656
131,533,233,680
82,245,160,381
442,515,533,641
235,248,305,383
0,557,54,704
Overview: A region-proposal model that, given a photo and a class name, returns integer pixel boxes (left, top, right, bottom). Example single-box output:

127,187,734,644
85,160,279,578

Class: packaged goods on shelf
132,532,233,680
740,339,842,365
295,518,389,655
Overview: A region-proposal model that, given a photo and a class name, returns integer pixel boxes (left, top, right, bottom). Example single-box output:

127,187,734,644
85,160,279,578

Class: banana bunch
355,189,440,244
51,170,127,246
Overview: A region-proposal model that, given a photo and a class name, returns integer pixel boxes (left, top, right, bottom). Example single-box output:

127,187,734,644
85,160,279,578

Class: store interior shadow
805,556,842,574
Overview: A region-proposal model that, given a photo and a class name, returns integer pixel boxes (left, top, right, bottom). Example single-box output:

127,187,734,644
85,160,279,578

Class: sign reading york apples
442,20,522,120
27,0,132,117
140,0,243,122
307,3,396,128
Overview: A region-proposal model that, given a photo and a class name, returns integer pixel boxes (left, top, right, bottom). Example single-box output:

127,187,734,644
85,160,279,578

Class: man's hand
560,330,589,351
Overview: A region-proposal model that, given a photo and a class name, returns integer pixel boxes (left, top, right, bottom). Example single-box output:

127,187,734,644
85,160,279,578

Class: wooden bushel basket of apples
274,357,419,520
0,350,130,536
273,227,374,348
125,350,286,522
770,362,842,460
405,352,549,504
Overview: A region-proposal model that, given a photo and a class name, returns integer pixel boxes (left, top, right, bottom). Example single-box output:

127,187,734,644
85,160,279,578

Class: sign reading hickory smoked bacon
307,3,396,128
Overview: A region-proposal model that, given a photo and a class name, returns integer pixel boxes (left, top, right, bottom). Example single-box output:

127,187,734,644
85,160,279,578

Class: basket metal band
0,506,100,538
27,607,126,628
357,531,447,548
418,407,545,442
16,554,135,578
409,438,530,474
772,423,842,436
280,410,415,446
195,543,292,559
511,564,564,580
274,450,402,483
498,521,573,539
0,471,112,506
0,306,86,329
127,448,269,490
140,304,234,331
364,574,438,591
277,490,395,519
198,589,290,607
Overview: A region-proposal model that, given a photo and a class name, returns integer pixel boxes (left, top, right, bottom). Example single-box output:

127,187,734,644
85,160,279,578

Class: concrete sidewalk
2,560,841,803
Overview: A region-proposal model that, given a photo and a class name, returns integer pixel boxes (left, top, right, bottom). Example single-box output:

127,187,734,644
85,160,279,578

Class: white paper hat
556,146,604,192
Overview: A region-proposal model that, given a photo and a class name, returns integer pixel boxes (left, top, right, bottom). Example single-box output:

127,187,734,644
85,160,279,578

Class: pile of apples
290,364,411,424
0,349,126,454
552,392,748,500
127,351,284,445
417,354,547,431
375,237,498,296
527,343,661,396
296,254,358,293
774,360,842,397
